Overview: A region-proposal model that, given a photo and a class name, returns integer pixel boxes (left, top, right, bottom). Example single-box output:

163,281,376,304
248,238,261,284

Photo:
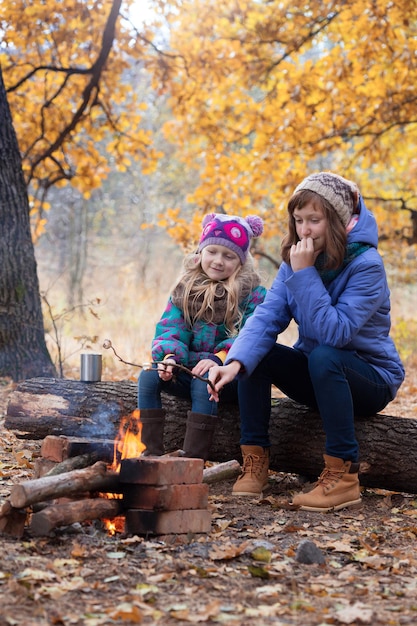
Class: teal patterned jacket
151,285,267,368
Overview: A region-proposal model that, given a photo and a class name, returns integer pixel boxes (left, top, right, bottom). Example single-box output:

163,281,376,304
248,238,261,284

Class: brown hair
280,189,347,270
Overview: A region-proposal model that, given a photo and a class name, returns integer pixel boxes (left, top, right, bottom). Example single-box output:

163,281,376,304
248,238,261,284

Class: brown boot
232,445,269,497
292,454,362,512
139,408,166,456
182,412,219,461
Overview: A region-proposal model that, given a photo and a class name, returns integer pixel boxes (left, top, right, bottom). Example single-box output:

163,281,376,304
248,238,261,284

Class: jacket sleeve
151,298,192,365
225,267,293,375
285,254,387,347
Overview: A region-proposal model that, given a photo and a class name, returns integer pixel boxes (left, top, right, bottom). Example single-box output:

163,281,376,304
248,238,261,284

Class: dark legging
237,344,393,461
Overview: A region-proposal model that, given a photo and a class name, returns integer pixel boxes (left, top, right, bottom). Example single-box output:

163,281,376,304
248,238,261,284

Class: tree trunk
0,68,56,381
5,377,417,493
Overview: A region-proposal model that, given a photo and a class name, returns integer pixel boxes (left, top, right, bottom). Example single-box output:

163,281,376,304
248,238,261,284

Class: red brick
125,508,212,535
119,456,204,485
40,435,114,463
123,483,209,511
41,436,70,462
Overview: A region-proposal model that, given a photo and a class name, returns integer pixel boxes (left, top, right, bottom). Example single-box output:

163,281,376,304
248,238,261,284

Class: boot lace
317,466,346,488
242,452,265,477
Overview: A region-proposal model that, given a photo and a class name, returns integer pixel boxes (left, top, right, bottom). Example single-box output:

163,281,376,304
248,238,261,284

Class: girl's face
200,245,241,280
293,201,328,255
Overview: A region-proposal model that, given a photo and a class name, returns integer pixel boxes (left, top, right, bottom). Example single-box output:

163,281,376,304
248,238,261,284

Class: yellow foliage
0,0,158,212
157,208,204,250
2,0,417,263
391,317,417,362
141,0,417,252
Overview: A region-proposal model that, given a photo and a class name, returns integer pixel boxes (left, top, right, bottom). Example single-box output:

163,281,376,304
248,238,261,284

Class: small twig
102,339,215,390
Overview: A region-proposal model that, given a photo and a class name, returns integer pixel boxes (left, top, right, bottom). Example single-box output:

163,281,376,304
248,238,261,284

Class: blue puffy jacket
226,197,405,399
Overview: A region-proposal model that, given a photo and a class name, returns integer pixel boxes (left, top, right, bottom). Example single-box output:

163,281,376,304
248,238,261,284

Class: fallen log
203,460,241,484
30,497,122,536
5,378,133,439
10,461,121,509
5,377,417,493
0,500,27,538
44,451,103,476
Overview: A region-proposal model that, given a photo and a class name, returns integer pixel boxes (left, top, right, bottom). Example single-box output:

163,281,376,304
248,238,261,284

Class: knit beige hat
293,172,359,226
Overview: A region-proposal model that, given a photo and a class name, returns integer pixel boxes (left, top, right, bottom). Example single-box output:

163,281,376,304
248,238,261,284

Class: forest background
2,5,417,624
1,0,417,383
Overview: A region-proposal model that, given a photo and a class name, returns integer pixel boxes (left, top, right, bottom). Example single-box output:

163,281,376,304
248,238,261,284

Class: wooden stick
203,460,241,484
44,451,103,476
10,461,121,509
102,339,215,390
30,497,122,535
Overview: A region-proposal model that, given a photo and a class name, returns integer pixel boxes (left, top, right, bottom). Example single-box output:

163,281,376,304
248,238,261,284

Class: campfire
112,409,146,471
0,409,240,538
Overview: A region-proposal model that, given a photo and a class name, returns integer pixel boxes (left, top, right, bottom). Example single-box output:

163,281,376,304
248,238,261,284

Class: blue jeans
138,365,238,415
238,344,393,462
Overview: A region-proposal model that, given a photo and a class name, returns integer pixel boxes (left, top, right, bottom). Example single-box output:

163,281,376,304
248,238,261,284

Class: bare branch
26,0,123,185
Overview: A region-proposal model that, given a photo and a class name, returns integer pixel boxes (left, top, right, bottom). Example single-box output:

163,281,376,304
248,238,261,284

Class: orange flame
112,408,146,472
103,409,146,535
105,516,125,536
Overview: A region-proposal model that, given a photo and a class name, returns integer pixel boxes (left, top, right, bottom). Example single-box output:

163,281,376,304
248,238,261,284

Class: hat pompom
245,215,264,237
202,213,216,228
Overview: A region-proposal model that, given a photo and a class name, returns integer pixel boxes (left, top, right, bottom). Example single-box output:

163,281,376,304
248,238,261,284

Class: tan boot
292,454,362,512
232,445,269,497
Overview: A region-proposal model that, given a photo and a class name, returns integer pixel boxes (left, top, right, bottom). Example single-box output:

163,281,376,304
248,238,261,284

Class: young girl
208,172,405,511
138,212,266,461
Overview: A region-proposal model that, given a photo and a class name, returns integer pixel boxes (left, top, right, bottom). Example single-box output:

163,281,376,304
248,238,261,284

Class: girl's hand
191,359,216,377
207,361,242,402
157,358,176,381
290,237,316,272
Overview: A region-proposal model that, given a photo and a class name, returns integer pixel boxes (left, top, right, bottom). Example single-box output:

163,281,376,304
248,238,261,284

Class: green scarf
315,243,372,287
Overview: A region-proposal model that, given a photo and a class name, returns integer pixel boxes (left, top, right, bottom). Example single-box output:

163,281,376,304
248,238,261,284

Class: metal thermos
80,352,102,382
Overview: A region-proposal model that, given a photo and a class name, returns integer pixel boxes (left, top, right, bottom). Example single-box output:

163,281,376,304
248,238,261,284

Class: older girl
208,172,404,511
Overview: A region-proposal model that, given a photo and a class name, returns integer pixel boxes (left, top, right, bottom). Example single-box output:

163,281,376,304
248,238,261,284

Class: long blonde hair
171,252,262,335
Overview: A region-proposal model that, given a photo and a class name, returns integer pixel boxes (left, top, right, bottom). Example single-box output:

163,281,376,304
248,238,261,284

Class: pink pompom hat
198,213,264,264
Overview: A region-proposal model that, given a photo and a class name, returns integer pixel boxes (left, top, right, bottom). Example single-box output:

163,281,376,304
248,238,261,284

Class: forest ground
0,359,417,626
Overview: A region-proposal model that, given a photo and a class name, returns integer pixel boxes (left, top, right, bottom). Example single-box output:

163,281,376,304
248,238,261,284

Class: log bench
4,377,417,493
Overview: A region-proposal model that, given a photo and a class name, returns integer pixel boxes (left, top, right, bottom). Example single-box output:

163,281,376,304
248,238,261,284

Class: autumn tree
141,0,417,267
3,0,417,256
1,0,417,381
0,0,163,379
0,0,161,237
0,68,56,380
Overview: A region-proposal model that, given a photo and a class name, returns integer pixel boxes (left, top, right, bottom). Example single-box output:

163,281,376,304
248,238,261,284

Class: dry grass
41,263,180,380
38,258,417,420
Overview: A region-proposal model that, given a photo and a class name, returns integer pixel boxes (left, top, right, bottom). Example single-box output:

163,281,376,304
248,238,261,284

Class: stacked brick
120,457,212,536
37,436,212,537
